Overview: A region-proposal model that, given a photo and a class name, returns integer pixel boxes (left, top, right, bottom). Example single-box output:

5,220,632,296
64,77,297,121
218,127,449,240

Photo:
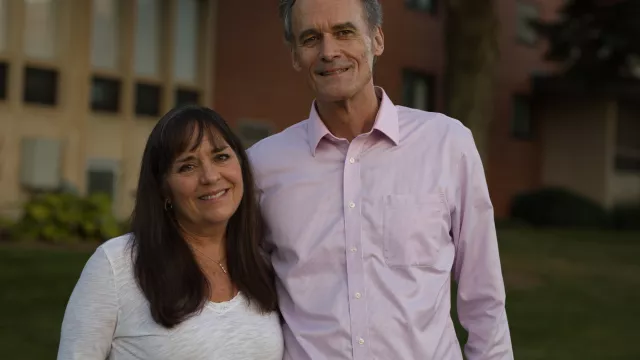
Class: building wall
487,0,565,216
609,100,640,205
0,0,216,220
214,0,564,218
213,0,445,132
539,97,611,206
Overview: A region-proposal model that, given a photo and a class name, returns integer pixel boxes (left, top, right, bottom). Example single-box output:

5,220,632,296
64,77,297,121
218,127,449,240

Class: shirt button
358,338,365,345
355,292,361,299
350,247,357,252
348,202,355,208
349,157,355,164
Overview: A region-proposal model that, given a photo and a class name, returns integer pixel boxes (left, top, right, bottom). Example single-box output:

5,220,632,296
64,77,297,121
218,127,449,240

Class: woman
57,105,283,359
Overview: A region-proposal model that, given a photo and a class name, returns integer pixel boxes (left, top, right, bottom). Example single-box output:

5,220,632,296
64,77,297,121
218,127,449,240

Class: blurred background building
0,0,638,220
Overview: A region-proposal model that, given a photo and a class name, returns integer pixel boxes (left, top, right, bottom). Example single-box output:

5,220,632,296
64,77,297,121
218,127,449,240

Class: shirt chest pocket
382,194,450,268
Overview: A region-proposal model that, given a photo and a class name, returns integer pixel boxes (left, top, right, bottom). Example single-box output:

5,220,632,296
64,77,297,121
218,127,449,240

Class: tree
445,0,500,164
533,0,640,82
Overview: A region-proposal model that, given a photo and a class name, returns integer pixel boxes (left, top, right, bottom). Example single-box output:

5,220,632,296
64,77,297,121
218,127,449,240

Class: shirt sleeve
451,129,514,360
57,247,118,360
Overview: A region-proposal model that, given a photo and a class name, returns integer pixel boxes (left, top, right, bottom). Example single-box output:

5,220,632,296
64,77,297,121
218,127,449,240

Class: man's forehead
292,0,365,31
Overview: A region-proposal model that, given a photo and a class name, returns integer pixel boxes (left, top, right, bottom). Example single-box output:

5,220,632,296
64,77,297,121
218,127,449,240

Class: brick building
214,0,565,217
5,0,630,221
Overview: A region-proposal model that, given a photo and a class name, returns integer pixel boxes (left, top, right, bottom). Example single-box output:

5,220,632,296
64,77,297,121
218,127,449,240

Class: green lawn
1,229,638,359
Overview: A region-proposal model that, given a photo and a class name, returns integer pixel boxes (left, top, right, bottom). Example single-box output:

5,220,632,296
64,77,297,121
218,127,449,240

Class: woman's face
164,130,244,234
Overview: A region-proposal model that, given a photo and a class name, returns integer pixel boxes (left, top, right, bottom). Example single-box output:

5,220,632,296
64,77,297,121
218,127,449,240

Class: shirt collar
307,86,400,156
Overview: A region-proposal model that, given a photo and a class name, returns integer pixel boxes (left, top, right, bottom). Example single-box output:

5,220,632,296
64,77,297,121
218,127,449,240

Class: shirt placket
343,137,369,359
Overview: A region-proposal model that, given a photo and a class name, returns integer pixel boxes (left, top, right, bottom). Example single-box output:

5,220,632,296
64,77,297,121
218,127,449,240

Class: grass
1,229,639,359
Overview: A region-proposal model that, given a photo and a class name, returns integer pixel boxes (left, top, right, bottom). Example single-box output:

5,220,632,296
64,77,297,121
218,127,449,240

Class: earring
164,199,173,211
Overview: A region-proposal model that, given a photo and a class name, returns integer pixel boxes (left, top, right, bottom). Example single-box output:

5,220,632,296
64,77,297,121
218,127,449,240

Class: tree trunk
445,0,500,165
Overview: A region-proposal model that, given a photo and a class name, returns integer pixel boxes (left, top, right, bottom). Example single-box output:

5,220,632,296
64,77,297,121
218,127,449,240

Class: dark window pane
402,70,435,111
405,0,437,13
615,156,640,171
512,95,533,140
176,88,199,107
91,76,121,112
237,121,272,148
0,62,7,100
24,67,58,105
88,169,115,199
135,83,161,116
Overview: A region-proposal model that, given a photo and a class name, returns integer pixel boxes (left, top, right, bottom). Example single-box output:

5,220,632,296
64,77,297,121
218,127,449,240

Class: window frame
516,0,540,47
21,0,65,109
402,68,436,112
511,93,534,141
405,0,438,14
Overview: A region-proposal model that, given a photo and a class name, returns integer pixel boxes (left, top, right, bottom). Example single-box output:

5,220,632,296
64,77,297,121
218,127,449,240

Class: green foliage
10,192,122,243
0,216,14,241
510,187,609,228
532,0,640,82
610,203,640,230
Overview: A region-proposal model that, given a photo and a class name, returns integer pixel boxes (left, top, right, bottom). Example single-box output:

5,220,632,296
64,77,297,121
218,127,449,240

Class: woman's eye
178,164,195,172
215,153,231,162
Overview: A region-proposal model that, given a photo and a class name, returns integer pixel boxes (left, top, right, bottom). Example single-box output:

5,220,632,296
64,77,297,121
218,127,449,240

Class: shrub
510,187,609,228
610,203,640,230
0,216,14,242
10,192,122,244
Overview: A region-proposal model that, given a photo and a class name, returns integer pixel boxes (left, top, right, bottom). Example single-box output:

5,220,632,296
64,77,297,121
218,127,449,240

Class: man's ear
372,26,384,57
291,47,302,72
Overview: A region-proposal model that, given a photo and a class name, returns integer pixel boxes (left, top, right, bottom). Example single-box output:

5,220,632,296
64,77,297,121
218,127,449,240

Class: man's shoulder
246,120,309,168
396,106,474,144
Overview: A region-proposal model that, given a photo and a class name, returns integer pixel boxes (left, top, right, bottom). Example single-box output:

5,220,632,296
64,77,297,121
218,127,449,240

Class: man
247,0,514,358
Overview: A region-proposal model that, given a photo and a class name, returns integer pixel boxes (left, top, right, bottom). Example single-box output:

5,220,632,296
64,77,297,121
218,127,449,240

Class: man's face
289,0,384,102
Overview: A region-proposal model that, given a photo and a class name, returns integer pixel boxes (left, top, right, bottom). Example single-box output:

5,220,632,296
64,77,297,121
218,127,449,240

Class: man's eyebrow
297,22,358,42
332,22,357,31
298,28,319,42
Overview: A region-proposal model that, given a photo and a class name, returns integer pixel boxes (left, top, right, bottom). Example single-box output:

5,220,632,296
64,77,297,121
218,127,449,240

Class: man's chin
314,87,356,103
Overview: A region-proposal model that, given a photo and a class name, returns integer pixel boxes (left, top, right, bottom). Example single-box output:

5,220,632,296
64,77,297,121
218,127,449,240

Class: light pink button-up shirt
247,87,513,360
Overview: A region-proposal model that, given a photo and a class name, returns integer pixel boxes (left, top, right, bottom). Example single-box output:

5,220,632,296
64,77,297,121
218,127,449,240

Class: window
173,0,200,83
615,100,640,171
516,1,539,45
24,0,59,60
91,76,120,112
87,159,119,201
23,67,58,105
134,0,162,116
511,95,533,140
402,70,435,111
176,88,199,107
0,0,7,52
87,169,115,199
0,62,7,100
405,0,437,13
91,0,120,70
237,120,273,148
135,83,161,116
134,0,161,77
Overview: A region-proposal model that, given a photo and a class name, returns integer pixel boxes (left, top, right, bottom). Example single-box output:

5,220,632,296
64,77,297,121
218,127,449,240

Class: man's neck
315,85,381,142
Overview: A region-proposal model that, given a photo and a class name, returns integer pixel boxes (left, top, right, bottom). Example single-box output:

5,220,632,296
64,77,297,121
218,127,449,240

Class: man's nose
320,36,341,61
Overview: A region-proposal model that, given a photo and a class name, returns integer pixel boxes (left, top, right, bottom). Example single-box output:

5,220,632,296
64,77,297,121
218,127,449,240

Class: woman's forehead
185,125,229,153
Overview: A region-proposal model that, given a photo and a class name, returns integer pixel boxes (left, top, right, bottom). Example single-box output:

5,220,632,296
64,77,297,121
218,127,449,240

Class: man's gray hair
278,0,383,44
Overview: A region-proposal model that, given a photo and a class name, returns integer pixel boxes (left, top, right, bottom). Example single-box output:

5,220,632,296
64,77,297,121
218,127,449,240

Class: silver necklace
193,247,227,274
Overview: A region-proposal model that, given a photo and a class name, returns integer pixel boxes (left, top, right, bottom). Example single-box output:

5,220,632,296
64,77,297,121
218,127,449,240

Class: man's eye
337,30,353,36
303,36,317,44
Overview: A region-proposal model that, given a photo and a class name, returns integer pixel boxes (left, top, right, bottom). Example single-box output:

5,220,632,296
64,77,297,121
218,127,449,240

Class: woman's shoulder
93,233,135,271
